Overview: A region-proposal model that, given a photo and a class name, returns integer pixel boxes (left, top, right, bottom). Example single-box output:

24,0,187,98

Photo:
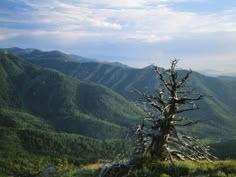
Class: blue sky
0,0,236,75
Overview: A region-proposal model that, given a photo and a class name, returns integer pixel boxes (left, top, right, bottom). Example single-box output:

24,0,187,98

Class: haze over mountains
2,48,236,139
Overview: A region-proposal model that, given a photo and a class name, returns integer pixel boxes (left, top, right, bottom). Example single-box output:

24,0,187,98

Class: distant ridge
0,47,130,67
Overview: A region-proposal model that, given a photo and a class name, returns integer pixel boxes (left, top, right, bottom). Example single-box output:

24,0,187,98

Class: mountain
0,47,111,63
4,48,236,142
0,52,143,139
217,76,236,81
0,52,143,176
211,138,236,159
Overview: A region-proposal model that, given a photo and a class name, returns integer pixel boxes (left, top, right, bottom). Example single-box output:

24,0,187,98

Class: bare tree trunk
134,59,216,161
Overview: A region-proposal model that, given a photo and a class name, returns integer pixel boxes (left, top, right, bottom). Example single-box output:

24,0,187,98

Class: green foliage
17,128,125,162
75,81,142,128
0,108,52,130
0,127,126,176
0,156,49,177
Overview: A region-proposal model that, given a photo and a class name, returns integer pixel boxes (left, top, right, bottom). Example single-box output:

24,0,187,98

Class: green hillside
0,127,126,176
7,48,236,142
211,139,236,159
0,47,92,62
0,52,144,176
0,52,143,139
0,108,53,130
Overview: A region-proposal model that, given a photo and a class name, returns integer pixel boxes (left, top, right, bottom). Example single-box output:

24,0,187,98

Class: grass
127,159,236,177
81,162,105,170
41,160,236,177
74,163,105,177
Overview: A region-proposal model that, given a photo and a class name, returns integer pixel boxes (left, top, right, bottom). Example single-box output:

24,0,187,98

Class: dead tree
134,59,216,162
97,60,216,177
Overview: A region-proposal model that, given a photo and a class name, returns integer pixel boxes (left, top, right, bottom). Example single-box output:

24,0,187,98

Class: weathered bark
97,60,216,177
134,59,216,162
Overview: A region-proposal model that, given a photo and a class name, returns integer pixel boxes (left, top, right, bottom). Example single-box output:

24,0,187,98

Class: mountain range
0,50,143,175
0,47,235,175
0,52,144,139
2,47,235,141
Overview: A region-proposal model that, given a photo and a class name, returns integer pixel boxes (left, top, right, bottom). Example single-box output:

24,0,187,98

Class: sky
0,0,236,76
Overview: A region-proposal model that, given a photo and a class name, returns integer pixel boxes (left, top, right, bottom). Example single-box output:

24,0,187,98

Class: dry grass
81,162,105,170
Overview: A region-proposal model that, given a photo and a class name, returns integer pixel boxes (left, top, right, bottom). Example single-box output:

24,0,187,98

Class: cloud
0,34,7,41
79,0,147,8
122,33,172,43
1,0,236,46
5,0,235,40
0,28,26,41
72,0,206,9
30,30,102,42
0,0,236,75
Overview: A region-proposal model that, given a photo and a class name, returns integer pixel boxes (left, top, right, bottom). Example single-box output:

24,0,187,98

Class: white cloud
0,29,26,40
73,0,206,8
13,0,236,40
1,0,236,75
1,0,235,51
15,0,123,32
0,34,7,41
30,30,101,42
81,0,147,8
180,52,236,75
123,33,172,43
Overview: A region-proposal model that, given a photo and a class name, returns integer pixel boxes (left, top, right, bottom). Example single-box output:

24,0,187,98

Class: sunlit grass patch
128,159,236,177
81,162,105,170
